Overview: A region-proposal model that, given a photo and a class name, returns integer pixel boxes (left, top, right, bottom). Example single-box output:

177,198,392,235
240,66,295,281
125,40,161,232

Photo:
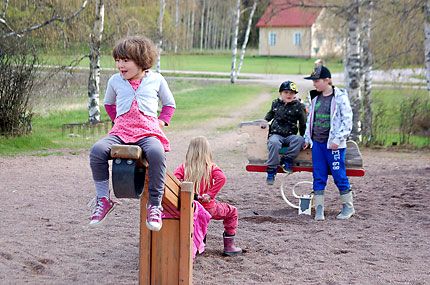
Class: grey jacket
304,86,352,149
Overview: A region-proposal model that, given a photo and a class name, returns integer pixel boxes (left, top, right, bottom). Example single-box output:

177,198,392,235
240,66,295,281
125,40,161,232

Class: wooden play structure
110,144,194,285
239,120,365,176
239,120,365,213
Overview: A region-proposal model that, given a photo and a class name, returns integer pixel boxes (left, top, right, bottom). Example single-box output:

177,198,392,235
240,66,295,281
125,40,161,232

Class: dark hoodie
264,98,306,138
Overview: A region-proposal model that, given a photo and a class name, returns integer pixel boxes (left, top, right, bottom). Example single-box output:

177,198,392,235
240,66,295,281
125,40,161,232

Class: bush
371,89,430,148
0,37,39,136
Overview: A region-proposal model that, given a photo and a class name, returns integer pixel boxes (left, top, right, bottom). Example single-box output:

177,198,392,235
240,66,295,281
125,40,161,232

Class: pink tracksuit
173,164,238,235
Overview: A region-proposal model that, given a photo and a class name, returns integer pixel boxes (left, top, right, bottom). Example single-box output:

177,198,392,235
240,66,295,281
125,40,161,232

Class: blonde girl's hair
184,136,213,194
112,36,158,70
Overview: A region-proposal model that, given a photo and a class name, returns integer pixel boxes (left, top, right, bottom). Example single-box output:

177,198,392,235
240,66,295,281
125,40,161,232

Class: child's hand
158,119,166,128
330,143,339,150
303,143,309,150
260,121,268,129
199,194,211,203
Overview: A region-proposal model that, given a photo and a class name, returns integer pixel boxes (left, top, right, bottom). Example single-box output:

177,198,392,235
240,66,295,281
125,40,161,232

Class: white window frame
268,31,277,46
293,32,302,46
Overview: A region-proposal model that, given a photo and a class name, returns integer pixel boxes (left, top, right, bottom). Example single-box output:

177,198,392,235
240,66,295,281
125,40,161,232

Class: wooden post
139,175,151,285
139,174,194,285
179,182,193,285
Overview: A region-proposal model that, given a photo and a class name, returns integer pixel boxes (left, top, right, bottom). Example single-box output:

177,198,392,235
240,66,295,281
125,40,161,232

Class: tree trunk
219,13,225,49
200,0,205,51
204,2,211,49
1,0,9,18
185,7,190,50
174,0,179,53
88,0,104,124
230,0,241,84
156,0,165,73
344,0,361,141
236,0,257,78
425,0,430,92
361,0,373,145
190,0,195,49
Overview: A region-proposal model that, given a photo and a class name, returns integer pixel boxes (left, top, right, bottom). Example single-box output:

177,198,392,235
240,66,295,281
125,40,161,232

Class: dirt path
1,90,430,285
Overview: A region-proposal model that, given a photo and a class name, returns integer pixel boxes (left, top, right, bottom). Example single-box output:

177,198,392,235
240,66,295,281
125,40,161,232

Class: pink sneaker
146,204,163,231
89,197,116,225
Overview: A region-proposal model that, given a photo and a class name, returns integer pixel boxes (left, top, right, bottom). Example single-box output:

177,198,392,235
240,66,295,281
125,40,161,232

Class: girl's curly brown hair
112,36,158,70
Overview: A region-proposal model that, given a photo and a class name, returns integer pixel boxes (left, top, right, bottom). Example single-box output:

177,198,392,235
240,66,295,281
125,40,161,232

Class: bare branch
1,0,90,39
0,16,16,35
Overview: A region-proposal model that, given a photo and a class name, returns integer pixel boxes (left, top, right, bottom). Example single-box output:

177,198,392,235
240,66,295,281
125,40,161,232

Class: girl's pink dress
108,79,171,152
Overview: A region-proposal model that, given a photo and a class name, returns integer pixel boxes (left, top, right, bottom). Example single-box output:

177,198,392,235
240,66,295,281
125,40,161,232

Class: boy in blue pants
263,81,306,185
303,65,354,221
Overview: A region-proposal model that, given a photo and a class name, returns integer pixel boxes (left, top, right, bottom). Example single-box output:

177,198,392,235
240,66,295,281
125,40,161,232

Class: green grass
40,53,344,75
170,83,268,129
371,88,430,148
0,82,270,155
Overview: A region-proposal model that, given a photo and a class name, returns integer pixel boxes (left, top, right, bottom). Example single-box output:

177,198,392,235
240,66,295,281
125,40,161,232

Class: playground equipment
110,144,194,285
239,120,365,215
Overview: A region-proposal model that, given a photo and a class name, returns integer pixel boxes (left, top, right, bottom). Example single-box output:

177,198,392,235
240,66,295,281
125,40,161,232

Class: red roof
256,0,321,28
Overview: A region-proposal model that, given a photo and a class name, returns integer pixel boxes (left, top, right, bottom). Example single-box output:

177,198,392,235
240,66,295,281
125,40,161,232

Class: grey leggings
266,134,305,168
89,135,166,206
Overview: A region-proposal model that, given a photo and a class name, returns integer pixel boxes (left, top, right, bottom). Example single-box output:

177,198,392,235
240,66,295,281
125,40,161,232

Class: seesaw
110,144,193,285
239,120,365,215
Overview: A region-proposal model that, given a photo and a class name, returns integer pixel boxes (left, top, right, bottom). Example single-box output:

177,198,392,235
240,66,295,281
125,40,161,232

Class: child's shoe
280,158,293,174
146,204,163,231
266,167,277,185
336,191,355,220
89,196,116,225
223,232,242,256
313,192,325,221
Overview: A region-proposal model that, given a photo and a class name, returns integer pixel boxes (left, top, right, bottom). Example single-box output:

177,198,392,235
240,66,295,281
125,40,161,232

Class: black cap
279,81,298,93
304,65,331,80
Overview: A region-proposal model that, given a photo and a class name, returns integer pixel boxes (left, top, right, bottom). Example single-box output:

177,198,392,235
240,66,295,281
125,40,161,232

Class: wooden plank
111,144,148,167
163,172,180,209
239,120,269,164
111,144,142,160
139,183,151,285
239,120,364,168
245,164,366,177
150,220,180,285
165,172,181,198
179,182,194,285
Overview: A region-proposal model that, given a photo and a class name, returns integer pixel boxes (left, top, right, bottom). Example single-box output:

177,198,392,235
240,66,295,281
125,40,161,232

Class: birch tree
425,0,430,92
361,0,373,144
236,0,258,79
189,0,195,49
344,0,362,142
156,0,166,72
88,0,104,124
1,0,8,19
200,0,205,51
174,0,179,53
230,0,241,83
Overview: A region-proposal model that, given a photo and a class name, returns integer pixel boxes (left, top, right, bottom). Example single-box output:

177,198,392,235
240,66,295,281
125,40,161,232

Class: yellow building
256,1,343,58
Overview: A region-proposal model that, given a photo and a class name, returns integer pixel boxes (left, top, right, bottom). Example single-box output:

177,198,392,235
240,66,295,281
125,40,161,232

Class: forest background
0,0,429,153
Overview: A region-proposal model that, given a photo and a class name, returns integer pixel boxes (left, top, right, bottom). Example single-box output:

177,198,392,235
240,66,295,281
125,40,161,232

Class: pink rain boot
223,233,242,256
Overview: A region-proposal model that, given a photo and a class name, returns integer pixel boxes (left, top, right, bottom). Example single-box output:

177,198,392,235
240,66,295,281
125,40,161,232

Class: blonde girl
174,136,242,256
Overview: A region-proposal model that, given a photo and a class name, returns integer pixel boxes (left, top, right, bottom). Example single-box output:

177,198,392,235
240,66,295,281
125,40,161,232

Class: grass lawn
0,81,270,156
40,53,344,75
2,83,428,156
